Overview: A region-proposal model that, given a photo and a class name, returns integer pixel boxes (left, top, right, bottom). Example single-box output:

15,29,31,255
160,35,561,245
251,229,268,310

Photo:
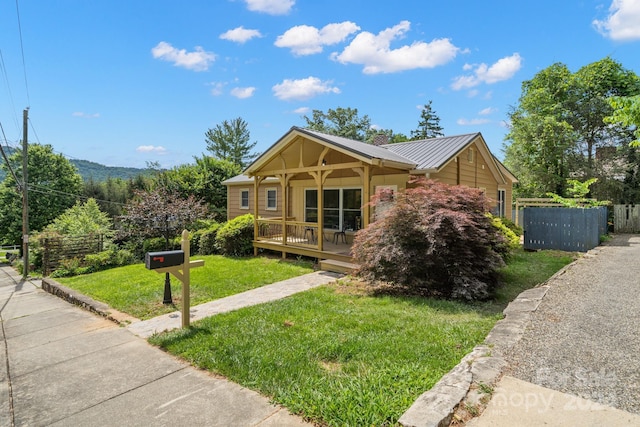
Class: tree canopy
118,187,207,248
42,198,113,237
0,144,83,245
205,117,258,169
504,57,640,200
607,95,640,146
302,107,373,141
155,156,241,221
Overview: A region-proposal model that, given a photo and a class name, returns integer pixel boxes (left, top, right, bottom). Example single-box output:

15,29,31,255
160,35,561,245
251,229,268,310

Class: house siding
226,184,282,220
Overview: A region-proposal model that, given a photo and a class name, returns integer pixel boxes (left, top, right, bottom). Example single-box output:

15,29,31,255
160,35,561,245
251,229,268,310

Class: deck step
320,259,358,274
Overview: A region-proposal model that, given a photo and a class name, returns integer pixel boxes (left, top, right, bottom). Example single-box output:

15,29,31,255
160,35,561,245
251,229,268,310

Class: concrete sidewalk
0,265,315,426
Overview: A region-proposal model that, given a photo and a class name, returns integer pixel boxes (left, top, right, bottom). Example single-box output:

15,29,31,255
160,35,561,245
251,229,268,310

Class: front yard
56,255,314,319
146,248,576,426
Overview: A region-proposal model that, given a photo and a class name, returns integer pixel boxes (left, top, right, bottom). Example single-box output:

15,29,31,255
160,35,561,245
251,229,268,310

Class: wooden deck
254,234,354,264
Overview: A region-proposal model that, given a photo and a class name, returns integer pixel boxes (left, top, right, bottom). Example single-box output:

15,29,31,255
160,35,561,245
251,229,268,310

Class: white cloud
272,76,340,101
136,145,167,154
457,118,490,126
275,22,360,56
451,53,522,90
151,41,216,72
231,86,256,99
331,20,459,74
220,26,263,44
593,0,640,41
72,112,100,118
293,107,310,114
478,107,497,115
244,0,294,15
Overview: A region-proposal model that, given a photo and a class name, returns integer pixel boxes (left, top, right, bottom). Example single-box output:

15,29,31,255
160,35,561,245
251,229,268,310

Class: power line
14,0,30,106
27,183,127,206
0,120,22,186
0,49,21,133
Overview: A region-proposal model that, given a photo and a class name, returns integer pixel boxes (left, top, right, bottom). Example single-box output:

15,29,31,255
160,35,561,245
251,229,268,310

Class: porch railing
256,218,319,248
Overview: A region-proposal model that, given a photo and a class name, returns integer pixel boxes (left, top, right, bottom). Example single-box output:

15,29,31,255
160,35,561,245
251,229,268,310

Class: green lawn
56,255,314,319
149,248,576,426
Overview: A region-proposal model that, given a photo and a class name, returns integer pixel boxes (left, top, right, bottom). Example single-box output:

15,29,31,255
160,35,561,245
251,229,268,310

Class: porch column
278,173,288,258
253,176,265,256
363,164,371,228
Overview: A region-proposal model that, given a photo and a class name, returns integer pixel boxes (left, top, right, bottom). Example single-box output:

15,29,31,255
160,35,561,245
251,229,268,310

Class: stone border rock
398,258,578,427
41,277,138,325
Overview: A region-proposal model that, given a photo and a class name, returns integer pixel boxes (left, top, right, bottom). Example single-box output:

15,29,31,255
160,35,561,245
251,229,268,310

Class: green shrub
198,223,223,255
215,214,254,257
500,217,523,236
487,214,520,251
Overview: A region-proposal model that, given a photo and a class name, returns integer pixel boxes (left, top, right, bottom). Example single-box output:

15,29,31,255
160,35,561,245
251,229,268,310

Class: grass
56,255,314,319
149,248,577,426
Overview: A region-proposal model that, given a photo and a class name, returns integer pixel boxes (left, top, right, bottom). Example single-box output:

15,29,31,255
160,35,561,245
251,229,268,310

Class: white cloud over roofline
331,20,459,74
220,26,263,44
275,22,360,55
451,53,522,90
593,0,640,41
244,0,294,15
151,42,215,72
272,76,340,101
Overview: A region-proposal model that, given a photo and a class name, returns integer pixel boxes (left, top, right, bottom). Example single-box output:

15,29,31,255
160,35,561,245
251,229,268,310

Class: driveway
503,234,640,414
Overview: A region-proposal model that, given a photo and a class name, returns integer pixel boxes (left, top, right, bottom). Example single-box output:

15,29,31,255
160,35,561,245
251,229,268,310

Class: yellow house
224,126,517,263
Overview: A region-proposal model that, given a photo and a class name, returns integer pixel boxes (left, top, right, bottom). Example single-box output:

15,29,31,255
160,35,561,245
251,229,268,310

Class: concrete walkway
0,266,338,426
127,271,341,338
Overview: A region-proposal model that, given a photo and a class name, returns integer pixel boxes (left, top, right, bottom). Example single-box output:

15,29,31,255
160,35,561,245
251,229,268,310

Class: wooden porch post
278,173,288,258
363,164,371,228
253,176,265,256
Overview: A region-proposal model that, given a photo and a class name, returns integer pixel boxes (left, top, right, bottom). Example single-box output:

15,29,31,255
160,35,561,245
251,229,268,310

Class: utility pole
22,108,29,278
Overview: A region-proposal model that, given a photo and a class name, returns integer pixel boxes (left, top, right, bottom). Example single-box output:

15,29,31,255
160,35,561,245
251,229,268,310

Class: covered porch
245,127,415,264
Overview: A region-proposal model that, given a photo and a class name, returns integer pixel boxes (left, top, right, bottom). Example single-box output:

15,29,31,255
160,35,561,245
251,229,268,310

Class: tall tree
0,144,83,245
205,117,258,169
504,58,640,199
302,107,372,141
410,100,444,140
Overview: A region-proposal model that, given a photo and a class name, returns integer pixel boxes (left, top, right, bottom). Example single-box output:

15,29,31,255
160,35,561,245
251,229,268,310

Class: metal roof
382,133,480,170
295,127,417,167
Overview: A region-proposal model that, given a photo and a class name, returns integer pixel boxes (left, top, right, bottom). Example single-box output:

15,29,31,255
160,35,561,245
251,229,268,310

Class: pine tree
410,100,444,140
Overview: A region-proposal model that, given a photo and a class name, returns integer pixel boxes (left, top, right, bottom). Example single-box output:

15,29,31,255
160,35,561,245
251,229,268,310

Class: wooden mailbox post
145,230,204,328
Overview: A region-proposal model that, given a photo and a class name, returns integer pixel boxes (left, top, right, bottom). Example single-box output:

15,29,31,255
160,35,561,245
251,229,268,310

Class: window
497,189,506,217
240,189,249,209
266,188,277,211
305,188,362,231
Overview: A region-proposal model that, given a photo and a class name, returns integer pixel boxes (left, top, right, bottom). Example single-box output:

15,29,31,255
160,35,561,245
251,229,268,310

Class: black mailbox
145,250,185,270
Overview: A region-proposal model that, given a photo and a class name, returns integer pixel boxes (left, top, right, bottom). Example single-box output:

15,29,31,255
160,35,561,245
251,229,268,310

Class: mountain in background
0,146,150,182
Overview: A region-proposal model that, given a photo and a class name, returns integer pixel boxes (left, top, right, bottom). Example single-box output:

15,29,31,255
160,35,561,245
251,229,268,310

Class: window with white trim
266,188,277,211
304,188,362,231
240,189,249,209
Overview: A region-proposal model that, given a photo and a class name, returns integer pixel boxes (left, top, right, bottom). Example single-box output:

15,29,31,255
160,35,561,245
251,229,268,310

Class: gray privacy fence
523,207,608,252
613,205,640,233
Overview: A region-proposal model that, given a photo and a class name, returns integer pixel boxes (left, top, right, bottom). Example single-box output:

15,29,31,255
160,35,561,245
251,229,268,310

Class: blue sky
1,0,639,169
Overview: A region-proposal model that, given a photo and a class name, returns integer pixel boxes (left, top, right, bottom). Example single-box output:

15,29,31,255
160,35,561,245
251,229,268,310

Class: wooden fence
613,205,640,233
40,234,104,276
